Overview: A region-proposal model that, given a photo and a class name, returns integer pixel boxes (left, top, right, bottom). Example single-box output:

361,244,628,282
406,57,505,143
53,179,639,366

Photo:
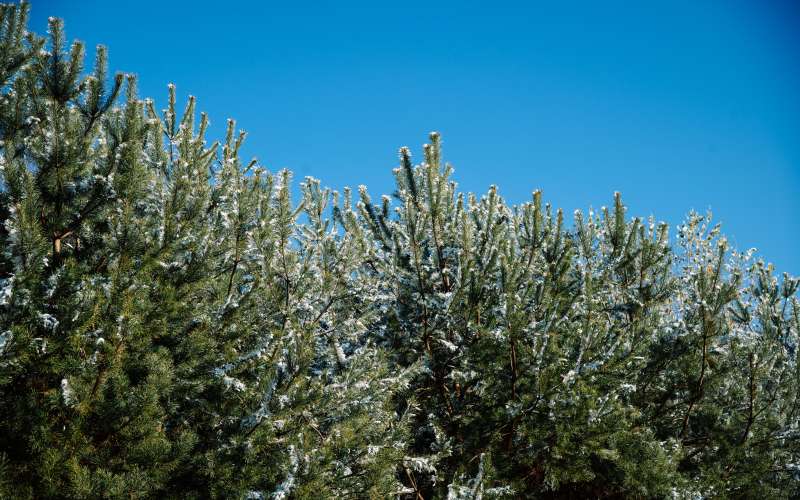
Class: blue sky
30,0,800,273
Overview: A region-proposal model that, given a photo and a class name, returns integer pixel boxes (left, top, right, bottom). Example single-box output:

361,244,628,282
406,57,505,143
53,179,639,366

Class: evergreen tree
348,135,799,498
0,5,406,497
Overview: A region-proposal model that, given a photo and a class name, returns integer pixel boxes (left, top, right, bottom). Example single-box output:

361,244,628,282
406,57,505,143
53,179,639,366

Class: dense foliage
1,3,798,498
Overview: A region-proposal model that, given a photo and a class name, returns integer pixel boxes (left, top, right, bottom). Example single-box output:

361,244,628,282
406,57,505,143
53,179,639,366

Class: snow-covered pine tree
351,134,681,497
351,133,799,498
0,5,407,498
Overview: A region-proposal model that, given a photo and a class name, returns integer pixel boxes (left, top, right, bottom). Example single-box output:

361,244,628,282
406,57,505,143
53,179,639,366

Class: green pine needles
1,3,799,498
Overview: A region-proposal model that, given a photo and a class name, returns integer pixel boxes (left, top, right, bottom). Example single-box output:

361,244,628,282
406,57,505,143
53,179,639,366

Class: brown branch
681,306,709,437
740,352,757,445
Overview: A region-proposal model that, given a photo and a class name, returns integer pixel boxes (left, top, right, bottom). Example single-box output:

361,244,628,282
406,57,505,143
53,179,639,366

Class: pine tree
0,5,407,497
351,134,798,498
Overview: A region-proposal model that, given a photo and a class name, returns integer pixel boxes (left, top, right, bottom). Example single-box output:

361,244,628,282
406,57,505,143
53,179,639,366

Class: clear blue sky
29,0,800,273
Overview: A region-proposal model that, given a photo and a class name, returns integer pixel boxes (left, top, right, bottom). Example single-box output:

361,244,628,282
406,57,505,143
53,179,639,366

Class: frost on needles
0,3,799,499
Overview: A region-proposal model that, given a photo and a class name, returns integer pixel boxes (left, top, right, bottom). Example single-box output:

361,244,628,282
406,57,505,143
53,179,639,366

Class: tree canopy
0,3,798,498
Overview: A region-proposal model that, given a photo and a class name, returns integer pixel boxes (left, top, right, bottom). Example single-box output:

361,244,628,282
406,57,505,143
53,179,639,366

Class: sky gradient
29,0,800,273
